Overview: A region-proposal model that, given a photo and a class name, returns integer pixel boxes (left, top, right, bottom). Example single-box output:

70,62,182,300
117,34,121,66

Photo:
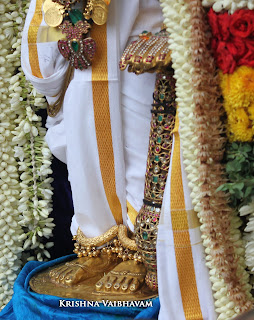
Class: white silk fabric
157,133,217,320
21,0,216,319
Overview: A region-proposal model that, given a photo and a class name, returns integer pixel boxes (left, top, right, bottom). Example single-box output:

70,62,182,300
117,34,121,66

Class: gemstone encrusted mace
144,71,176,205
135,69,176,291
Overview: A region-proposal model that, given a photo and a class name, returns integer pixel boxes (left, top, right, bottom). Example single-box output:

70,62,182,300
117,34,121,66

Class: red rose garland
189,0,252,312
208,9,254,73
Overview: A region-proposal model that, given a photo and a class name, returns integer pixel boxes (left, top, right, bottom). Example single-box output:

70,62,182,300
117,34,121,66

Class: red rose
226,37,247,59
218,13,231,41
208,9,230,41
215,42,237,73
245,39,254,52
211,38,218,52
229,10,254,38
238,40,254,67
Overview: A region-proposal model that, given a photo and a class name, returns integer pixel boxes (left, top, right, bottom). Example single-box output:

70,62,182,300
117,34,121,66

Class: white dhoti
21,0,216,318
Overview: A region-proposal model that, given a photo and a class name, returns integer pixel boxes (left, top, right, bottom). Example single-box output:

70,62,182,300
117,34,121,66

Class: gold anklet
73,225,142,263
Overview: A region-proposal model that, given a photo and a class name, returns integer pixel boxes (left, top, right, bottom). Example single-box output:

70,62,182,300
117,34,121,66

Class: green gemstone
72,41,79,52
157,137,162,143
151,193,155,198
142,232,148,240
159,94,165,100
153,176,158,183
158,115,163,122
142,30,148,34
69,9,83,24
155,155,159,162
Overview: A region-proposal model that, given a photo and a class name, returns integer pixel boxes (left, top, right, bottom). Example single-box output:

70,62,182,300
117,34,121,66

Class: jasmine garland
0,0,54,309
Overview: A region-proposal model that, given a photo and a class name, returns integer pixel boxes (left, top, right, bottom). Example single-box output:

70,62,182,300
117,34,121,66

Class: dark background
40,109,74,260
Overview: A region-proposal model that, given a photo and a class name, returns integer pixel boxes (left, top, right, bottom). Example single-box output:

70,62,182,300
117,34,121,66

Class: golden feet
95,260,146,294
30,255,158,301
49,254,117,286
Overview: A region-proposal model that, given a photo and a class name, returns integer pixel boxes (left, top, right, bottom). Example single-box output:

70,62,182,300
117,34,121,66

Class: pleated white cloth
21,1,216,318
157,126,217,320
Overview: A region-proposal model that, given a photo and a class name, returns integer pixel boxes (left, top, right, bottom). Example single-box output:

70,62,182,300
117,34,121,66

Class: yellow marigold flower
220,66,254,142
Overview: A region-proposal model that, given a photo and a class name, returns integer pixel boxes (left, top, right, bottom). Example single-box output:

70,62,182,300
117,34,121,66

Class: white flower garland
240,199,254,276
202,0,254,13
0,0,54,309
0,0,24,309
160,0,252,318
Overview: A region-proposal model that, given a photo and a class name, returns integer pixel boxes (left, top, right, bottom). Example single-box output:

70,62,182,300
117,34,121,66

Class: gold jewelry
120,30,175,290
43,0,64,15
135,70,176,291
73,224,142,263
44,0,111,116
91,0,109,25
83,0,111,25
119,29,171,74
76,225,119,247
44,5,65,27
118,225,137,251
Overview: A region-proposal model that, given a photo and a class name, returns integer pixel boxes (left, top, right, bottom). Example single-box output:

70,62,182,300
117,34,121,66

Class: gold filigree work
119,30,171,74
118,224,137,251
74,225,142,263
76,225,119,247
134,70,177,291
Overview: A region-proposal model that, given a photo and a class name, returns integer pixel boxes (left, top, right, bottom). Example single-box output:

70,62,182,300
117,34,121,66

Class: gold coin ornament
43,0,64,14
43,0,54,13
44,6,64,27
43,0,52,13
92,0,108,25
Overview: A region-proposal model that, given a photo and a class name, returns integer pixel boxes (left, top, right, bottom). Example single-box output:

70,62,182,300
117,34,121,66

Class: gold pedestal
29,260,158,302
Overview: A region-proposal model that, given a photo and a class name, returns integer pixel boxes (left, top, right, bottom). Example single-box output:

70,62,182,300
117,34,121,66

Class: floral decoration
202,0,254,14
0,0,54,309
208,9,254,73
161,0,253,318
219,66,254,142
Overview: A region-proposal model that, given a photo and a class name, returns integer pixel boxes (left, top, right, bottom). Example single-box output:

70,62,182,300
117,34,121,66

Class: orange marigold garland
189,0,252,312
220,66,254,142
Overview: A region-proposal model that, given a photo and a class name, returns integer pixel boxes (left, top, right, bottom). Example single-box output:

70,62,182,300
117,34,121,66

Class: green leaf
232,142,239,150
226,161,241,173
233,188,243,199
216,184,228,192
242,143,252,153
245,186,253,198
233,182,244,191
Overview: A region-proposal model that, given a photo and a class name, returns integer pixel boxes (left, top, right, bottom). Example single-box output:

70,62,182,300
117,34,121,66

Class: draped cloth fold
21,0,130,236
157,117,216,320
